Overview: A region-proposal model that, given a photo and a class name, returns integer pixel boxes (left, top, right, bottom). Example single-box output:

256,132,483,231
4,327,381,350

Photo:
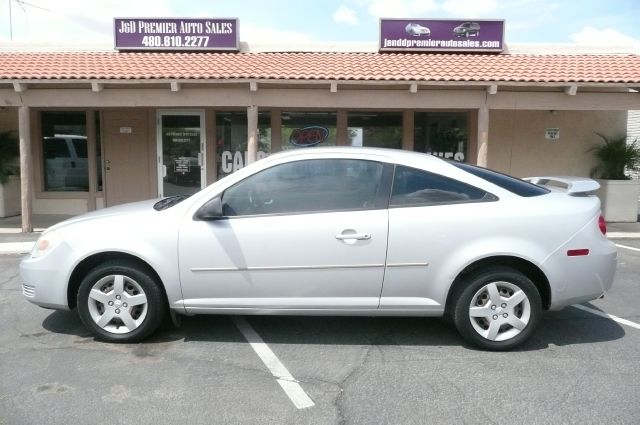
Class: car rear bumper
544,237,617,311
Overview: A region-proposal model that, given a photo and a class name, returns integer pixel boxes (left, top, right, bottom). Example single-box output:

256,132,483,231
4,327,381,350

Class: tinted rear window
451,162,550,197
391,165,496,207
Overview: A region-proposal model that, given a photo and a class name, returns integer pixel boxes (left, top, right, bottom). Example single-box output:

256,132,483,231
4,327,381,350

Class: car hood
45,199,162,233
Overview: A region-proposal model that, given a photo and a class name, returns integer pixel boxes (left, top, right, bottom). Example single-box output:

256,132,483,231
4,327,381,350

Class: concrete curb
0,228,45,234
0,242,34,255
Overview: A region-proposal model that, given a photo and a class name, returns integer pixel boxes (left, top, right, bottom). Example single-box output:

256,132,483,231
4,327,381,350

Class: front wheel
77,260,167,343
452,267,542,351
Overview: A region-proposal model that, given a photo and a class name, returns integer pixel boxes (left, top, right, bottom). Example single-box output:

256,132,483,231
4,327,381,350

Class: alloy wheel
87,274,148,334
468,281,531,342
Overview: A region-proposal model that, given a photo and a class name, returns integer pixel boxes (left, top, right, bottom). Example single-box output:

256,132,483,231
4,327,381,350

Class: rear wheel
77,260,166,343
452,267,541,351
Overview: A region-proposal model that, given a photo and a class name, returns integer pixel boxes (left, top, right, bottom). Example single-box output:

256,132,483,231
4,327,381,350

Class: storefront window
348,112,402,149
216,111,271,179
161,114,202,196
41,111,88,191
414,112,468,162
281,111,336,150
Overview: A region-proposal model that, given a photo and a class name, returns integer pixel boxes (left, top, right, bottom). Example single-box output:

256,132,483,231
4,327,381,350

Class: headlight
31,230,63,258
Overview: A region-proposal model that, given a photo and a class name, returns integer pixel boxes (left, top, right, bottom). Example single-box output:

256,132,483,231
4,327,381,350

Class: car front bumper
20,243,75,311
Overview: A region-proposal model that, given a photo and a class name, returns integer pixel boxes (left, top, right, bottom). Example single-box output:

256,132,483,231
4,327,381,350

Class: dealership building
1,18,639,230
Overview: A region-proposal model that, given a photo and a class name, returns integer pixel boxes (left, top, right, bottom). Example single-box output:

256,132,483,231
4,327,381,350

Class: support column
476,105,489,167
270,109,282,153
336,110,348,146
402,110,414,151
86,110,97,211
247,105,258,164
18,106,33,233
205,109,217,184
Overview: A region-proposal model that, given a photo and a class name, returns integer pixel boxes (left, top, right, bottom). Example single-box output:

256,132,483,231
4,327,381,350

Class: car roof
256,146,518,199
264,146,446,165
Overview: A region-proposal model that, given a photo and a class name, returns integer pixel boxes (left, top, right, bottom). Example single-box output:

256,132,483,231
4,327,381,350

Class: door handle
335,233,371,240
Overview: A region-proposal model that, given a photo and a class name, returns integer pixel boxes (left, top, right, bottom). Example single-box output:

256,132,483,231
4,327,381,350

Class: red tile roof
0,52,639,84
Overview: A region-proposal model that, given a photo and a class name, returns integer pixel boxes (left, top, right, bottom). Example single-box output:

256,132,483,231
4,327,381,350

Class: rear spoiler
523,176,600,195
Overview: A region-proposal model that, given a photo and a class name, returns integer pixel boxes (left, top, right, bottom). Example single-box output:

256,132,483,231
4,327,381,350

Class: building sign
114,18,239,51
164,129,199,143
545,128,560,140
174,157,192,174
221,151,268,173
289,126,329,147
379,18,504,53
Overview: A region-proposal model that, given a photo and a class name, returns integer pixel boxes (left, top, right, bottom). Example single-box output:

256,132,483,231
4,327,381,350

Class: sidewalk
1,214,639,255
0,214,72,254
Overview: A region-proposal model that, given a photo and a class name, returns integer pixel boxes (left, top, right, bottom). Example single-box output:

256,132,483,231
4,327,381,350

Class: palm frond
589,133,640,180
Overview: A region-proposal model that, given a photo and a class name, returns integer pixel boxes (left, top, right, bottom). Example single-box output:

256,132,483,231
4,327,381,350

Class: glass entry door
157,111,205,197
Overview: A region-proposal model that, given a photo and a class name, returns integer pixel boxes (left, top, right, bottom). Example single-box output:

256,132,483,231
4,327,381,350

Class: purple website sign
114,18,239,51
379,19,505,53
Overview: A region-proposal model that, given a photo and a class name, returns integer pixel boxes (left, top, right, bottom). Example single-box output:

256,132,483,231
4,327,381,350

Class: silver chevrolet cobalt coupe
21,148,617,350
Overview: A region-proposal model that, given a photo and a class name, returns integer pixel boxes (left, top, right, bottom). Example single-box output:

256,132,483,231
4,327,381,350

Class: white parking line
615,243,640,253
232,316,315,409
608,232,640,239
573,304,640,330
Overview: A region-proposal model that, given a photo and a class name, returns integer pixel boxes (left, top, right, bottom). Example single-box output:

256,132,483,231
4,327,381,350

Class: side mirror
194,197,224,221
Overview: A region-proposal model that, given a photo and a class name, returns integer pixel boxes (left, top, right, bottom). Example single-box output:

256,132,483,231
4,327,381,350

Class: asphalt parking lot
1,241,639,425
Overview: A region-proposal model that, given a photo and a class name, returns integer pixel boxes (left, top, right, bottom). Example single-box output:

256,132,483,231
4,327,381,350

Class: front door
157,111,205,197
103,109,151,206
178,158,393,311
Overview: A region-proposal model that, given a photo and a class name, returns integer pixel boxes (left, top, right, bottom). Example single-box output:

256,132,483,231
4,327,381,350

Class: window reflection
216,111,271,179
414,112,468,162
348,112,402,149
41,112,88,191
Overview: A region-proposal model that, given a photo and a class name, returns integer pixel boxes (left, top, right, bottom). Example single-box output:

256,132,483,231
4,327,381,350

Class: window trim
216,158,394,219
36,109,102,200
388,164,498,209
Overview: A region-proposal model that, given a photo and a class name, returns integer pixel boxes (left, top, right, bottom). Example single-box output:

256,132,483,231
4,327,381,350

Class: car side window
221,159,387,216
390,165,496,207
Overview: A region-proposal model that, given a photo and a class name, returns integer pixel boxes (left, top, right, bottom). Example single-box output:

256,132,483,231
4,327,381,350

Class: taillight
598,215,607,235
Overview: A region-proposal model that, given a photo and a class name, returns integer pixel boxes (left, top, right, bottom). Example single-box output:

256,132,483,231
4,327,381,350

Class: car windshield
153,195,189,211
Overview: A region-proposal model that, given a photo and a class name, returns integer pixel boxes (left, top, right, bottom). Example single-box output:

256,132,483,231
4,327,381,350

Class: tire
77,260,167,343
452,266,541,351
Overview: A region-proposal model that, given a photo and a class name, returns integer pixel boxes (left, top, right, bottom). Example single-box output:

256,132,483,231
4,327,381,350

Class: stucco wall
33,198,90,215
487,110,627,177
